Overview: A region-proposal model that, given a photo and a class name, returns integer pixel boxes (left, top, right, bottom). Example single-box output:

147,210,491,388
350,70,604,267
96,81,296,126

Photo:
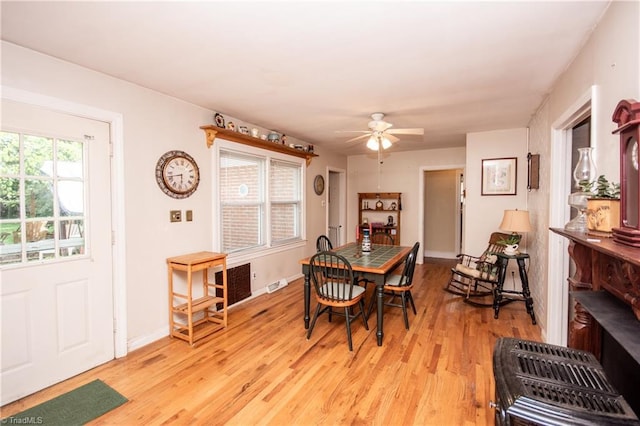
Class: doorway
546,86,596,345
327,168,346,247
421,167,465,260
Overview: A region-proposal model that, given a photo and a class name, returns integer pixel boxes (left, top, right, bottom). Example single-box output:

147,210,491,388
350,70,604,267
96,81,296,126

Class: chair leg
366,288,377,319
359,299,369,330
407,291,417,315
306,303,322,340
400,292,410,330
344,307,353,351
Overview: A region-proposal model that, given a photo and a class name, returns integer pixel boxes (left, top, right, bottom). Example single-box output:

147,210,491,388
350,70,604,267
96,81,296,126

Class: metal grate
493,338,639,425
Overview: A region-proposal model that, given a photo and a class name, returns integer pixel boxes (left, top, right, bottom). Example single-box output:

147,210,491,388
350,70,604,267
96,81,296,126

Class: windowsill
225,239,306,267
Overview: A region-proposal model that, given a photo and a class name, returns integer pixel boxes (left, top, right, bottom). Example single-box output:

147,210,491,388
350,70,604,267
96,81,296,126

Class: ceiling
1,1,610,155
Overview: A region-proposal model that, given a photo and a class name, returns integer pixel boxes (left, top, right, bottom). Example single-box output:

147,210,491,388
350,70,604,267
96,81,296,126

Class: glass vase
565,147,597,232
573,147,597,190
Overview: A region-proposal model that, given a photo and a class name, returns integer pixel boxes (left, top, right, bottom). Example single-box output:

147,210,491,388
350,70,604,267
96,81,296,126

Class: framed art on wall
481,157,517,195
527,153,540,191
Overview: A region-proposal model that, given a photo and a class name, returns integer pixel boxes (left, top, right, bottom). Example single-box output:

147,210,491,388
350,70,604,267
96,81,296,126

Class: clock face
156,151,200,199
624,137,639,228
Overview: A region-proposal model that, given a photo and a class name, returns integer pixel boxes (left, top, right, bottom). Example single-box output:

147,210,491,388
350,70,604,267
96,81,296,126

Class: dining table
299,242,412,346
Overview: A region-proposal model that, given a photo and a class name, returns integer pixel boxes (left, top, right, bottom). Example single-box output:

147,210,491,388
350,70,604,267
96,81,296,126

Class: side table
494,252,536,324
167,251,228,345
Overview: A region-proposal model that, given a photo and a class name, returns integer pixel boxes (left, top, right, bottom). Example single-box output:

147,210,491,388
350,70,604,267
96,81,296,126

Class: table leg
516,257,537,325
494,257,508,319
376,277,384,346
303,267,310,329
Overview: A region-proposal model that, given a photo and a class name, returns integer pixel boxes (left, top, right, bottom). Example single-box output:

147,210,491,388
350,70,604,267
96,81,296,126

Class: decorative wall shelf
200,125,318,165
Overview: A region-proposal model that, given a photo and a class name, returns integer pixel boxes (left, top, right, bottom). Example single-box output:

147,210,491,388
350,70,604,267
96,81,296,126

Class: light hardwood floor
1,260,541,425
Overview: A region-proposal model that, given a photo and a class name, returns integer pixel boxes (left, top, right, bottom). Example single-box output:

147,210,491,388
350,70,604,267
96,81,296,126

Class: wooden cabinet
167,251,228,345
358,192,401,245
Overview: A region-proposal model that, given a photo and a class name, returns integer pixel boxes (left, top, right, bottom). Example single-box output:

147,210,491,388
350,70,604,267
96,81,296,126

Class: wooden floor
1,260,541,425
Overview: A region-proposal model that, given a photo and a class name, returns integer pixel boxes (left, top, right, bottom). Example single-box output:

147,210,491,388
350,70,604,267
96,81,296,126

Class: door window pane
0,131,86,266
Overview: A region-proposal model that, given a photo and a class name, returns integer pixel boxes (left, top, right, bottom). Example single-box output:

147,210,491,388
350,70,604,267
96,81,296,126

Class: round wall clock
313,174,325,195
155,150,200,199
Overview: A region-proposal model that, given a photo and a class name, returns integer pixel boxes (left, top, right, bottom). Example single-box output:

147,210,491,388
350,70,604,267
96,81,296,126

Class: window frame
213,139,306,262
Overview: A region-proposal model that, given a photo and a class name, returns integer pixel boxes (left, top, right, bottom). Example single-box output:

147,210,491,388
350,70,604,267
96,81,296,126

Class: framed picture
481,157,517,195
527,153,540,191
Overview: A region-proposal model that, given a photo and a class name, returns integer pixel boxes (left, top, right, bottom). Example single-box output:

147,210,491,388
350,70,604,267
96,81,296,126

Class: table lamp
499,209,532,254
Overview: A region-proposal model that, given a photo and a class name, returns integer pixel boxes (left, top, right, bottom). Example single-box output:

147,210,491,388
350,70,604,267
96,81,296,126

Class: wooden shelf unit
358,192,402,245
200,125,318,165
167,251,228,345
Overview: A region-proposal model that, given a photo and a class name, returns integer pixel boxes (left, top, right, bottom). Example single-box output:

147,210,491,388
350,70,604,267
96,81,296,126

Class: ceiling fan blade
386,134,400,143
345,133,371,143
387,128,424,135
335,130,369,134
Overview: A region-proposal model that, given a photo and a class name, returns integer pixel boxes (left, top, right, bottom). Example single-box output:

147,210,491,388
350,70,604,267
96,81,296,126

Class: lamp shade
499,209,532,233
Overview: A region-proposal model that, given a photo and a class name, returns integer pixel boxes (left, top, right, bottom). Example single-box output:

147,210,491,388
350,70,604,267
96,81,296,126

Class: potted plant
497,234,522,255
584,175,620,234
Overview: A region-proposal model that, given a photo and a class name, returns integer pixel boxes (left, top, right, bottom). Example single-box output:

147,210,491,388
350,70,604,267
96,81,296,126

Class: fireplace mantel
550,228,640,356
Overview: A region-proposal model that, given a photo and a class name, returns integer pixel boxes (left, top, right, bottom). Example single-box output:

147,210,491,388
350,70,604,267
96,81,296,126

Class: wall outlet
170,210,181,222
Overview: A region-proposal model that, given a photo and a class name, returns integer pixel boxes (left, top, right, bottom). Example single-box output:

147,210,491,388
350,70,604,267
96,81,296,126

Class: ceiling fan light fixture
366,136,379,151
381,137,392,150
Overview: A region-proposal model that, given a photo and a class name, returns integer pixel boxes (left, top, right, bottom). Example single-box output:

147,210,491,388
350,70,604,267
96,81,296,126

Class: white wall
1,41,346,349
347,147,465,256
465,128,529,255
527,0,640,340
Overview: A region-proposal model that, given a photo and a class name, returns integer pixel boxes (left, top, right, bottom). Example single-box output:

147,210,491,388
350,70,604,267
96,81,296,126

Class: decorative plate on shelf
214,113,225,128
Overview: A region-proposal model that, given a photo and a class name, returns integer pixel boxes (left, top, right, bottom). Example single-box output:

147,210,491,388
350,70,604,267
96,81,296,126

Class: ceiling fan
341,113,424,151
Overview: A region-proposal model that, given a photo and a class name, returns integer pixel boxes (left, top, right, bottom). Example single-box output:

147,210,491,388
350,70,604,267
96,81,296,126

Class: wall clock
313,174,325,195
155,150,200,199
611,99,640,247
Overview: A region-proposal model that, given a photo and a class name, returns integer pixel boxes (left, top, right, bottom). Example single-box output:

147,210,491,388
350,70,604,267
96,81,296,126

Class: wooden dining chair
371,232,394,245
315,235,333,252
307,251,369,351
367,242,420,330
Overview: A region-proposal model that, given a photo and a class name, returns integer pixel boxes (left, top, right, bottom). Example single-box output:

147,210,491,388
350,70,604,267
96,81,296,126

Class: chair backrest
316,235,333,252
310,251,358,301
372,232,394,245
396,242,420,286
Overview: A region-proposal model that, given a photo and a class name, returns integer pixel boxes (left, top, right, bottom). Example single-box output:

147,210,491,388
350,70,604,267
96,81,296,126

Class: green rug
2,379,128,426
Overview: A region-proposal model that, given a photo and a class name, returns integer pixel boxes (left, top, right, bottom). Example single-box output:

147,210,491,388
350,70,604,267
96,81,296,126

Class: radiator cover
215,263,251,308
493,337,639,425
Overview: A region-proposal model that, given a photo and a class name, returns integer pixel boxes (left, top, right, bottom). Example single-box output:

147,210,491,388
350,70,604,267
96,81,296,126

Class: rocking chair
444,232,518,303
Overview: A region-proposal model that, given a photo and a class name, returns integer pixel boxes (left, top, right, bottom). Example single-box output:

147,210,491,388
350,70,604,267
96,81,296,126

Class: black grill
493,338,639,425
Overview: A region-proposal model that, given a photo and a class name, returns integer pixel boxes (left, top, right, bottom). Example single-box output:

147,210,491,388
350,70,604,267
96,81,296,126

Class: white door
1,100,114,405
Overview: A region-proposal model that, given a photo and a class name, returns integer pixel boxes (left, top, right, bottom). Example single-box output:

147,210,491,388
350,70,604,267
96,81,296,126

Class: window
218,146,304,254
0,131,86,266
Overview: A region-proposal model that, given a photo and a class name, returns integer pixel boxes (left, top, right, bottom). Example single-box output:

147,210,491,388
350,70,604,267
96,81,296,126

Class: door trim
546,85,597,345
2,86,128,358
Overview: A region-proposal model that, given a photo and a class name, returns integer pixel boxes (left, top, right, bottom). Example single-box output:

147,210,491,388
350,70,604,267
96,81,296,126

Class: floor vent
266,278,288,294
